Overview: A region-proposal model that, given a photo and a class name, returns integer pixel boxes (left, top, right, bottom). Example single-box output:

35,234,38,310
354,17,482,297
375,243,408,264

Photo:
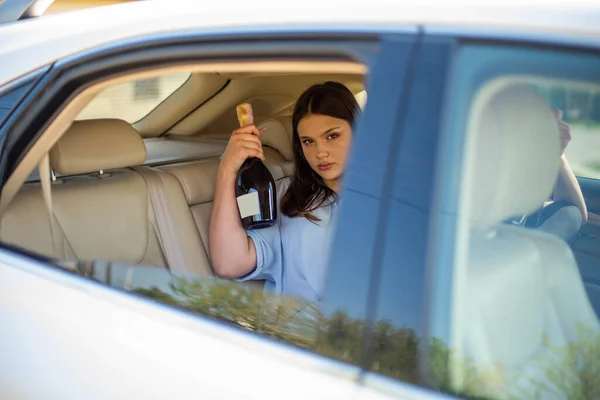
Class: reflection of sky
323,44,447,338
324,201,428,336
320,184,428,337
375,198,427,336
322,190,380,324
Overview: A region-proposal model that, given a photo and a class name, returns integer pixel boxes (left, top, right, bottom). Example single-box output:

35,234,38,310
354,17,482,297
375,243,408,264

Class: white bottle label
236,191,260,219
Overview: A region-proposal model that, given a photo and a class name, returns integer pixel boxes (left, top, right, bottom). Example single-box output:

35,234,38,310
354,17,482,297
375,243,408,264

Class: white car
1,1,600,399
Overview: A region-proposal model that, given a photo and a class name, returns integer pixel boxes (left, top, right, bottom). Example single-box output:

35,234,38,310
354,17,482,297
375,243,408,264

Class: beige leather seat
454,84,600,398
0,119,212,276
0,114,293,280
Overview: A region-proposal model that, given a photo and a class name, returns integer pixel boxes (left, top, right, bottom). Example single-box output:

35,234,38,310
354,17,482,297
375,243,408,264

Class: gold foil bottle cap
236,103,254,127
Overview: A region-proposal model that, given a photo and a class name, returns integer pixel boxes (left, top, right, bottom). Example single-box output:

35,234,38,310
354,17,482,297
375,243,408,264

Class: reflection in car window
368,39,453,387
430,44,600,399
63,260,323,349
76,71,190,123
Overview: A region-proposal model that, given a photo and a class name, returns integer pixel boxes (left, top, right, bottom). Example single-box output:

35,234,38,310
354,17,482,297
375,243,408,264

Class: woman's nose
316,142,329,158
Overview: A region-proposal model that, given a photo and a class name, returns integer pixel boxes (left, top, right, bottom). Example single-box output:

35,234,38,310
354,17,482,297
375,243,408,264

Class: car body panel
0,251,384,399
0,1,599,87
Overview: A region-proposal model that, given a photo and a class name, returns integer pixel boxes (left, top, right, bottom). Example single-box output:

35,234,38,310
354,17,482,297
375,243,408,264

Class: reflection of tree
135,287,179,306
132,278,600,400
426,337,501,400
135,277,320,348
507,323,600,400
370,320,419,382
315,311,364,363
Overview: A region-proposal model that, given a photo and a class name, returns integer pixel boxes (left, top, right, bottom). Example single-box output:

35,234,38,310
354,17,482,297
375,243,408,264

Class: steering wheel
510,201,584,244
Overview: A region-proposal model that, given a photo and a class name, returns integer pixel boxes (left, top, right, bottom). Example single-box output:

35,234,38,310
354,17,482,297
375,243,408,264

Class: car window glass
76,71,190,123
535,83,600,180
428,44,600,399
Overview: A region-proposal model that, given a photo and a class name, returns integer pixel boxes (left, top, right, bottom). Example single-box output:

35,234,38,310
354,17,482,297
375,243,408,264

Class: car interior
0,61,367,284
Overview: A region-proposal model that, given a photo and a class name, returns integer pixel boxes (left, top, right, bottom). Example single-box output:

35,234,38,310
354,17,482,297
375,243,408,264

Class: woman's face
297,113,353,189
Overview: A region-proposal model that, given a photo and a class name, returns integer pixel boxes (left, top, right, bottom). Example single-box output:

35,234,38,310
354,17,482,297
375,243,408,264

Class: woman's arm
552,154,588,225
547,110,588,225
209,124,266,278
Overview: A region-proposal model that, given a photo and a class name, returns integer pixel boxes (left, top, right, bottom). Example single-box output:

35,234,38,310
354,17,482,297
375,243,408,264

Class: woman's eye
327,133,340,140
301,139,313,145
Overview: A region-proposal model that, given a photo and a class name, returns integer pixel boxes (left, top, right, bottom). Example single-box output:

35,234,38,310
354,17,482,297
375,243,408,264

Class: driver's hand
554,109,571,155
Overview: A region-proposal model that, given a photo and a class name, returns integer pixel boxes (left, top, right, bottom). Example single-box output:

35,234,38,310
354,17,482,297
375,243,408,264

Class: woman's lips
318,163,333,171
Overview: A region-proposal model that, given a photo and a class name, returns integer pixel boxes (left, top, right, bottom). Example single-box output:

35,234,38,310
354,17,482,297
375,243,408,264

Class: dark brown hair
280,81,360,221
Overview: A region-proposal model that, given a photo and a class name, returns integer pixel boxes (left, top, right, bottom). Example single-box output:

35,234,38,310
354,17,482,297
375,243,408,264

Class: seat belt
132,166,190,275
38,153,62,257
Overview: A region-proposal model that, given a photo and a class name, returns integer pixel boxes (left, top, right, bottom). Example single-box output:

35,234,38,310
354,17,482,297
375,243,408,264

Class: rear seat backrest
1,119,212,276
160,159,221,257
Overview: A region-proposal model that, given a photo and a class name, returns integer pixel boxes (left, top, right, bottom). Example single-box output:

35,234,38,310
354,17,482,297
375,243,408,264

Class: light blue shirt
236,178,339,302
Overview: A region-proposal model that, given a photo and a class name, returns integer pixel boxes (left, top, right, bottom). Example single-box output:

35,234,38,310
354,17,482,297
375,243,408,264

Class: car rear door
0,20,443,398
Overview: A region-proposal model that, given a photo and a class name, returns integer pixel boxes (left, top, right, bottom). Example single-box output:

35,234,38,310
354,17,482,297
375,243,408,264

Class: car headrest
50,119,147,175
257,116,293,161
466,83,561,227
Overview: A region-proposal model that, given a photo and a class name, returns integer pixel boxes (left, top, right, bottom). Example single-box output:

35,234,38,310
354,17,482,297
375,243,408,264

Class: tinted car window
428,43,600,399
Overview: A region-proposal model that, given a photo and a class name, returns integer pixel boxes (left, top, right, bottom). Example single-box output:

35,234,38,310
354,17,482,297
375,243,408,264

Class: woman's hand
219,125,266,175
555,109,571,155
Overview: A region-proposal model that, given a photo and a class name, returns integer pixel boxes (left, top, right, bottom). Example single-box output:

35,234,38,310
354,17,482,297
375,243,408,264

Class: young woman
209,81,360,302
